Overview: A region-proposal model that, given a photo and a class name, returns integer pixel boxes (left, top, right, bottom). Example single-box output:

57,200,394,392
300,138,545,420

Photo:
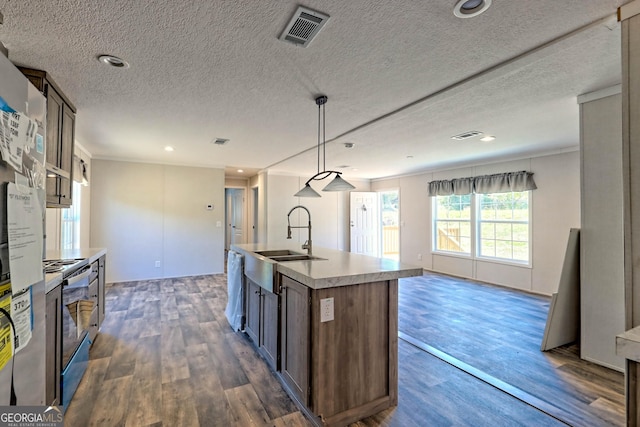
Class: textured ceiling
0,0,628,179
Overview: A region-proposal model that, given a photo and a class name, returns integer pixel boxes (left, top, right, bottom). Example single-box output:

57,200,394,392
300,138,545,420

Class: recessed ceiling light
237,169,244,173
480,135,496,142
453,0,492,18
164,146,174,152
344,142,355,148
98,54,129,69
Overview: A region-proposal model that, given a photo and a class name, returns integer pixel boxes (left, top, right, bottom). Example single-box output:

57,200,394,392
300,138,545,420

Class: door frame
224,186,248,250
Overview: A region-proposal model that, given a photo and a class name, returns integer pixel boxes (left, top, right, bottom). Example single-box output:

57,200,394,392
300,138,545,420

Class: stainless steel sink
268,254,325,262
244,249,326,292
254,250,304,257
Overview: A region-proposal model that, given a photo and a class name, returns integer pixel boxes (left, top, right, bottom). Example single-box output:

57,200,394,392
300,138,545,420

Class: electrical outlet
155,261,161,268
320,297,334,322
417,253,422,260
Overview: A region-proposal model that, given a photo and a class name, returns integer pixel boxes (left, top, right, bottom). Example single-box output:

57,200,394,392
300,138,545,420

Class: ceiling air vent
279,6,330,47
212,138,229,145
451,131,483,141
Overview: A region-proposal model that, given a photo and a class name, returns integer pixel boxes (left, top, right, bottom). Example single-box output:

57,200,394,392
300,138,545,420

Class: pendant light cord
317,103,321,175
322,101,326,172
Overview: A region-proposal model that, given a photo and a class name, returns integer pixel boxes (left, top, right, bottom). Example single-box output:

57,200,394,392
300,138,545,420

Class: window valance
428,171,536,196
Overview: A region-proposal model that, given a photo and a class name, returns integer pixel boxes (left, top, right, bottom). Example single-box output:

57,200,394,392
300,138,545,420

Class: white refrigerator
0,51,47,406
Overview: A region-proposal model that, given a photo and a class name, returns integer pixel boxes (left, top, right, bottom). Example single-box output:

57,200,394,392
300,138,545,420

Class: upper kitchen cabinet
18,67,75,207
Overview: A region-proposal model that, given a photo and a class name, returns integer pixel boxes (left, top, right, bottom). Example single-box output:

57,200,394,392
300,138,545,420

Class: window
432,191,531,264
477,192,530,262
434,194,471,254
60,181,82,250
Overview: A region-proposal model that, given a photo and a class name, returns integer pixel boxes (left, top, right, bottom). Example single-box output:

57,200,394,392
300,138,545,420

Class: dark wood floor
398,272,624,426
64,272,624,426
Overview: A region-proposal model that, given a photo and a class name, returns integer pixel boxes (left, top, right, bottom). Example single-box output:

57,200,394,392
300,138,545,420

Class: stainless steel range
43,257,93,410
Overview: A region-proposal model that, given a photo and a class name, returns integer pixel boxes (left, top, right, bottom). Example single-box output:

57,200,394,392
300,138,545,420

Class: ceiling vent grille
451,131,483,140
212,138,229,145
280,6,329,47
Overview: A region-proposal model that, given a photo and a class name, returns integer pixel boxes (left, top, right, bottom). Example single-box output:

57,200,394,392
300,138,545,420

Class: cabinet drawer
88,279,98,305
88,308,99,343
89,261,99,283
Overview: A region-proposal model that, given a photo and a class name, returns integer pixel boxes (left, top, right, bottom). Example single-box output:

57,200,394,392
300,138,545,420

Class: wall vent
279,6,330,47
212,138,229,145
451,131,483,140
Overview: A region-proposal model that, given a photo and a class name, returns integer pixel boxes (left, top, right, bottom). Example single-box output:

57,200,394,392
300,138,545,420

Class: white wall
262,174,370,250
90,160,225,282
372,151,581,295
579,91,624,371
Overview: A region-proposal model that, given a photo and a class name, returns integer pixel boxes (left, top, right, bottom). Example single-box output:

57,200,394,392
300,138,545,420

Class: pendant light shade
294,95,355,197
294,183,321,198
322,174,356,191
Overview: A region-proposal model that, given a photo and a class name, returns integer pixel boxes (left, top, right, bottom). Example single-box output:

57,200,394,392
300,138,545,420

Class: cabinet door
245,279,261,345
45,285,62,406
58,104,75,206
261,290,279,370
280,275,310,406
45,88,63,205
98,256,106,328
45,87,62,167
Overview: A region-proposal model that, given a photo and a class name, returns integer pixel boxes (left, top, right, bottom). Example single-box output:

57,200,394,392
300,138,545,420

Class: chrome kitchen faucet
287,205,312,255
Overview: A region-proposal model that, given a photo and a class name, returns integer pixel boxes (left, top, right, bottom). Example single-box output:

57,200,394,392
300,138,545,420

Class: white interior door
225,188,245,249
350,192,379,256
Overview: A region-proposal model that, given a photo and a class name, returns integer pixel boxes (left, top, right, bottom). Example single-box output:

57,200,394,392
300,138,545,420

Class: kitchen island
231,243,422,427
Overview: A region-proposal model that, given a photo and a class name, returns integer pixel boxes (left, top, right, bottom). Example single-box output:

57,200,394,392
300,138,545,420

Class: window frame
60,180,82,250
432,191,532,267
432,194,473,256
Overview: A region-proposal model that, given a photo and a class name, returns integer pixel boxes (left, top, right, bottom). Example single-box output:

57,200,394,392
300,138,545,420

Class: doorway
225,188,245,250
350,190,400,259
380,190,400,260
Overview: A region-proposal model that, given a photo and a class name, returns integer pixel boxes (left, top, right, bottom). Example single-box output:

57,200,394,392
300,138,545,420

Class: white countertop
617,326,640,362
46,247,107,264
231,242,423,289
44,247,107,293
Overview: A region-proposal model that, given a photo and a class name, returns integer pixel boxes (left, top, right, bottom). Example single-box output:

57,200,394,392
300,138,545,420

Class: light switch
216,221,222,227
320,297,334,322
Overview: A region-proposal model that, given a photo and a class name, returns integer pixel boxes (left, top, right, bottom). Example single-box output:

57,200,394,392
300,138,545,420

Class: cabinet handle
254,290,260,295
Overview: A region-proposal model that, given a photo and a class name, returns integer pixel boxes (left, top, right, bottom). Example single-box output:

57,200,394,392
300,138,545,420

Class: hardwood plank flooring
65,273,624,426
397,271,625,426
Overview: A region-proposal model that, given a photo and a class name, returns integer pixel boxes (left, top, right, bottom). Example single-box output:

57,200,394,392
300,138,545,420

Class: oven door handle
66,269,91,288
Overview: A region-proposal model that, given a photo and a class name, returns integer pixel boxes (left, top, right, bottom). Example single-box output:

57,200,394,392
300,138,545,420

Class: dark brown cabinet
280,275,310,406
18,67,76,207
88,255,107,344
98,256,106,327
261,289,279,369
245,279,261,344
45,284,62,406
244,277,279,370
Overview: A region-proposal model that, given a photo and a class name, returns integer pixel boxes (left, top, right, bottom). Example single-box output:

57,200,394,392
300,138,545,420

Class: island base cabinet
279,275,398,427
245,279,261,345
280,276,310,407
244,277,279,370
261,289,279,370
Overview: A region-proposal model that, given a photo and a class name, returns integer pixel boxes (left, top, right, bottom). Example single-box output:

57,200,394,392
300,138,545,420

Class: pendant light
294,96,355,197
